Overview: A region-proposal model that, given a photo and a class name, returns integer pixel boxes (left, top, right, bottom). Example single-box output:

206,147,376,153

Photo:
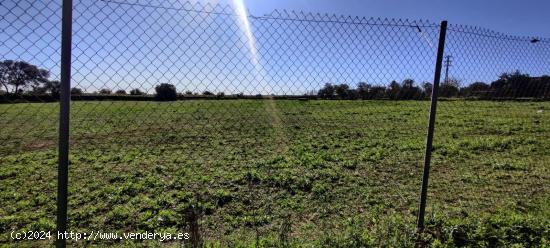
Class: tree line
318,71,550,99
2,60,550,101
0,60,224,101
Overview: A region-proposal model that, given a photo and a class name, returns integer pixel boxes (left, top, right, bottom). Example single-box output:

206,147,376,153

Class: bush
115,89,127,95
99,88,112,95
318,83,335,98
70,87,83,95
461,82,490,97
129,88,144,95
155,83,177,101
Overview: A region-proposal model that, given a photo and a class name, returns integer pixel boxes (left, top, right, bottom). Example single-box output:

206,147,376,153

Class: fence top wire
100,0,439,28
448,24,550,43
99,0,549,45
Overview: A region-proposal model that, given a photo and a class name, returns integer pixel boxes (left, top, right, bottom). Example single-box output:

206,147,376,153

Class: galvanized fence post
417,20,447,231
57,0,73,247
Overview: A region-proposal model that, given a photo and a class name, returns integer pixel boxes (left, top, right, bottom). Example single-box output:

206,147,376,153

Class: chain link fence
1,0,549,246
429,24,550,224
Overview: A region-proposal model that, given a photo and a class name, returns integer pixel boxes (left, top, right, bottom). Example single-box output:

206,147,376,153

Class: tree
334,83,351,99
461,82,490,97
202,91,214,96
0,60,49,94
318,83,335,99
398,79,422,99
184,91,193,95
469,82,490,92
422,82,433,98
491,71,534,98
30,85,48,95
42,80,61,98
387,80,401,100
115,89,127,95
356,82,371,99
99,88,112,95
130,88,144,95
155,83,177,101
402,79,414,88
531,75,550,98
29,80,60,98
71,87,83,95
0,62,8,93
369,86,387,99
439,78,460,97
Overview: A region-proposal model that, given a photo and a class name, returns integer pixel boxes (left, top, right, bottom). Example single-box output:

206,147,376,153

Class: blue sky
1,0,549,94
234,0,550,38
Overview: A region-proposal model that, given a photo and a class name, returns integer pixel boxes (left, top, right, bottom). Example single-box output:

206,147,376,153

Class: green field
1,100,550,247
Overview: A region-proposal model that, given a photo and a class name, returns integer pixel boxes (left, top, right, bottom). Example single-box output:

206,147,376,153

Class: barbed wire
99,0,439,28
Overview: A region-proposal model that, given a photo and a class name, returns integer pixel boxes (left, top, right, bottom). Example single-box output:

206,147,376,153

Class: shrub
129,88,144,95
334,83,351,99
318,83,335,98
70,87,83,95
99,88,112,95
155,83,177,101
40,80,61,98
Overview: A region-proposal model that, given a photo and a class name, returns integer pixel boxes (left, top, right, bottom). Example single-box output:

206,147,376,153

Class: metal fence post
417,20,447,231
57,0,73,247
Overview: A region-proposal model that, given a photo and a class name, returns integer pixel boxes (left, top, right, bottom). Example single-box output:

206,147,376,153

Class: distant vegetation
115,89,127,95
0,60,50,95
154,83,178,101
129,88,144,95
2,60,550,102
70,87,83,95
317,72,550,100
98,88,112,95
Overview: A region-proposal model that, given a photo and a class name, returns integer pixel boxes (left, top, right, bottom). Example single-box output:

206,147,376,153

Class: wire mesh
429,24,550,221
1,0,549,246
1,1,62,246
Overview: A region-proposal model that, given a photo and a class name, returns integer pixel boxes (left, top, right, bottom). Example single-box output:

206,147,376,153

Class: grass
1,100,549,247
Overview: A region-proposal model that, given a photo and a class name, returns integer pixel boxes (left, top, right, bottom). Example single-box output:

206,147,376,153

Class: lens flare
232,0,287,150
232,0,259,66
